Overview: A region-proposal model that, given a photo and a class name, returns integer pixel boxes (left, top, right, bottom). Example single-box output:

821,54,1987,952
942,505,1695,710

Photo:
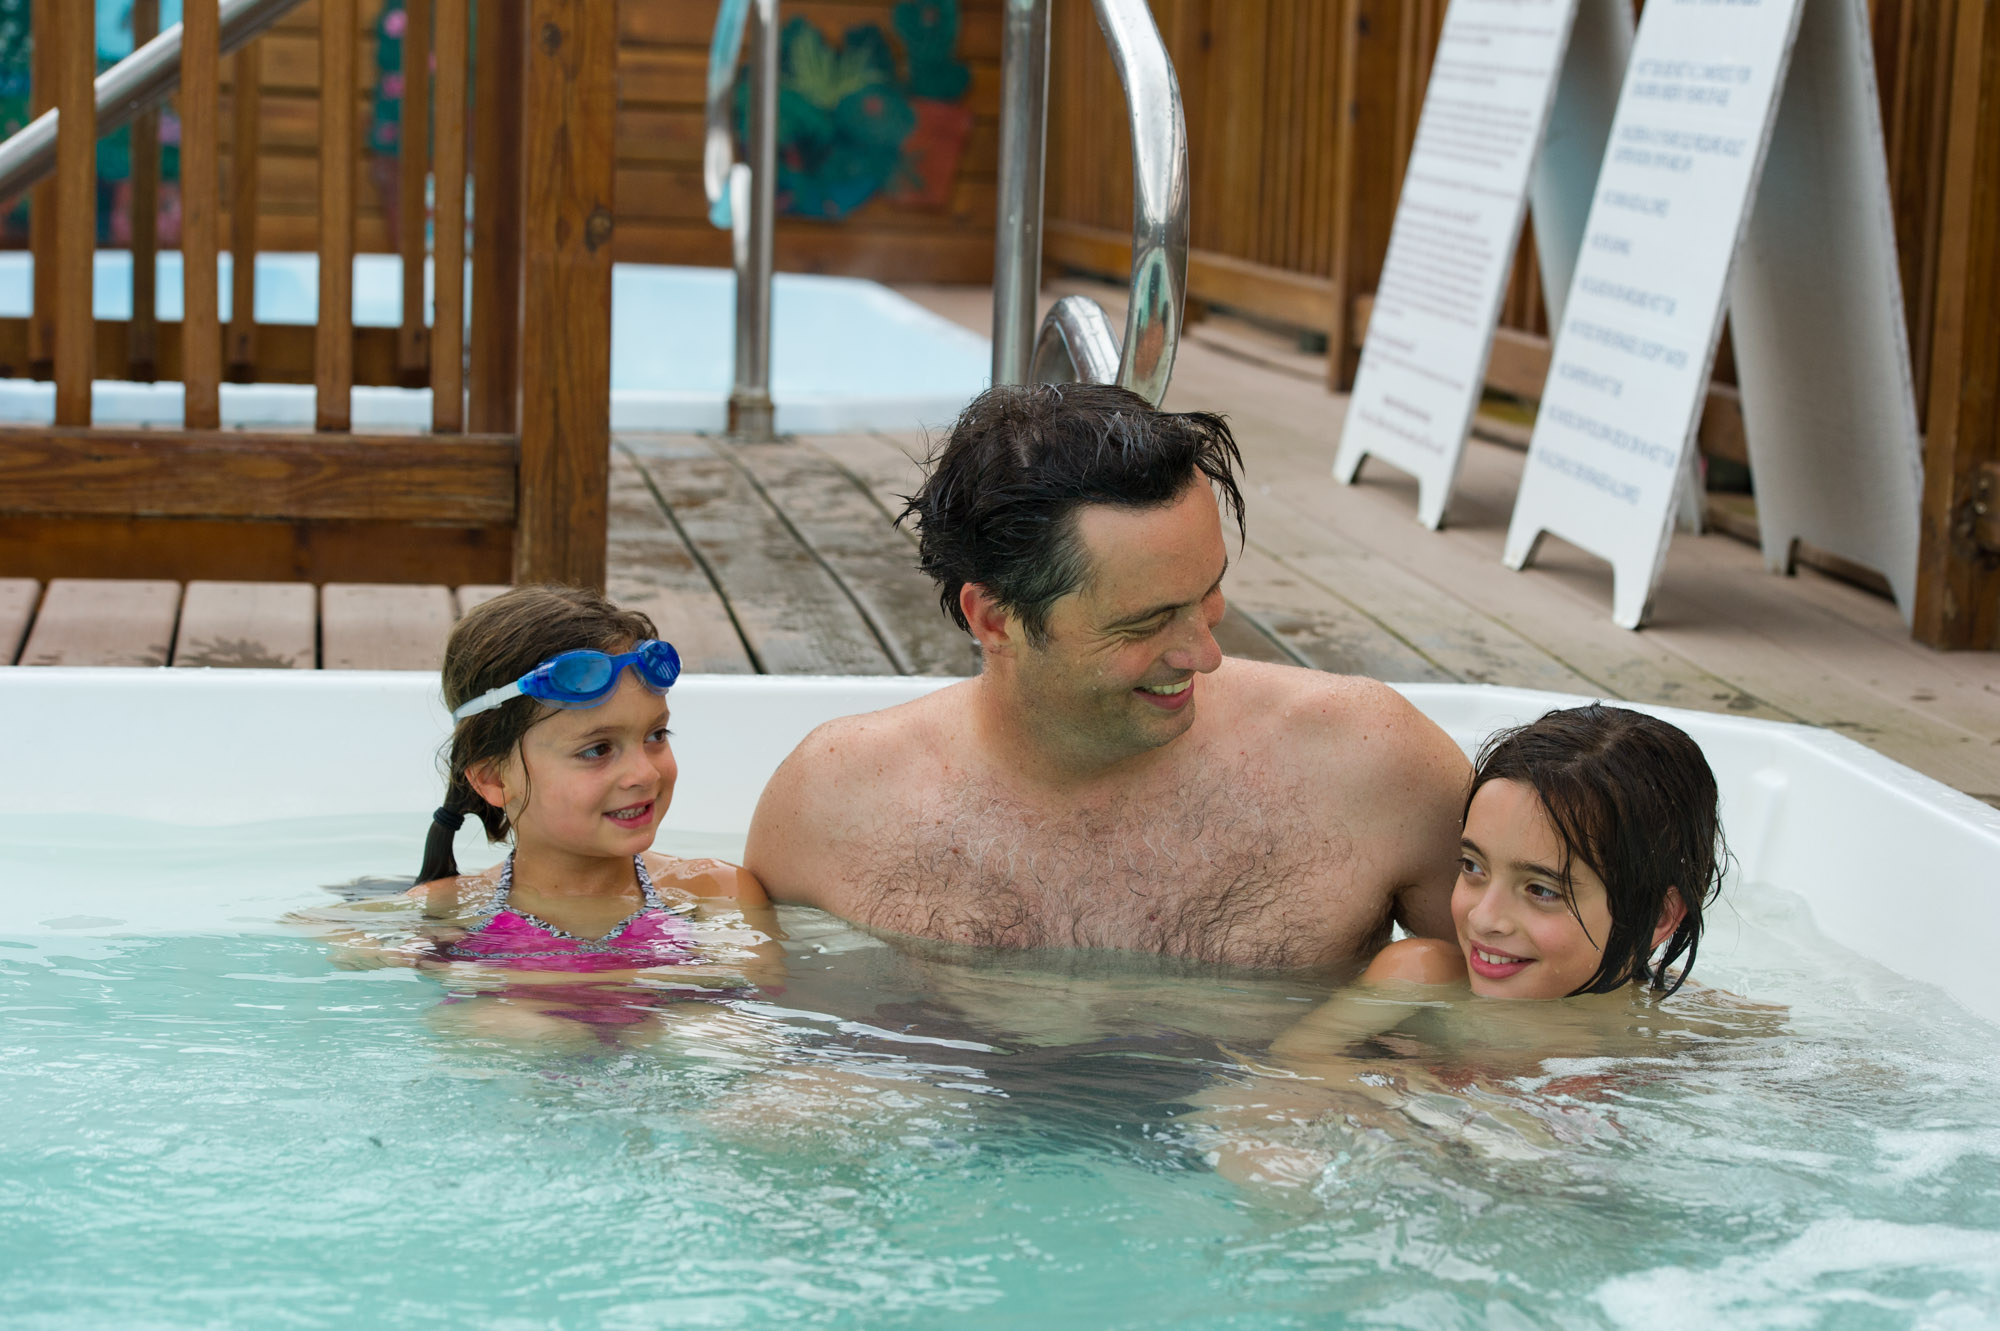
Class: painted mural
744,0,974,221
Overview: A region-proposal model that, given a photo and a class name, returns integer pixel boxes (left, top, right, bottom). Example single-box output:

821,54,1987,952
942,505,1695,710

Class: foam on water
5,814,2000,1329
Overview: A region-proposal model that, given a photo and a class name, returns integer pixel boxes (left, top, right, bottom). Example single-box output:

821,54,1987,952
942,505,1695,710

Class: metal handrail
706,0,778,441
0,0,306,210
995,0,1188,406
1029,294,1120,387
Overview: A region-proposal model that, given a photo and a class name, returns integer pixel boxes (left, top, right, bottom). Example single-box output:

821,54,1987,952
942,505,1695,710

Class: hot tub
4,669,1998,1324
0,253,991,434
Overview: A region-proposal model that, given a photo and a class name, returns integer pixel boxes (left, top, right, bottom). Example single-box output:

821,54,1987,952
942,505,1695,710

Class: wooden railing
0,0,610,592
1046,0,2000,651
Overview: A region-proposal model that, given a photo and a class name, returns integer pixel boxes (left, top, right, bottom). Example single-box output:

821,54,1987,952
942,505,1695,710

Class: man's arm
1330,680,1468,941
742,722,840,908
1387,697,1469,940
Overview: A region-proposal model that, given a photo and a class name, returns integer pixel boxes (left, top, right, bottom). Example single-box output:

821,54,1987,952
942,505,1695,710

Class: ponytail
415,802,468,886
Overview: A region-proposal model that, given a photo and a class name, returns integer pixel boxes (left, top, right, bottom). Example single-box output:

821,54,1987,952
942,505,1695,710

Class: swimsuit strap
492,853,661,912
633,855,665,909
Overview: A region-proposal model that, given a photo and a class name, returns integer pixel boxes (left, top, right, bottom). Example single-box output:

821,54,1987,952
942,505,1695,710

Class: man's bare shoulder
765,681,969,794
744,681,971,903
1213,660,1463,771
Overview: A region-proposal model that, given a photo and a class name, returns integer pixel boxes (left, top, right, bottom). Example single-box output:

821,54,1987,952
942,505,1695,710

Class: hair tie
431,805,466,832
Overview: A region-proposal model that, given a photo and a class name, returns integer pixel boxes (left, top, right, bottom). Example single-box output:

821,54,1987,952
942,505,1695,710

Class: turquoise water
5,815,2000,1329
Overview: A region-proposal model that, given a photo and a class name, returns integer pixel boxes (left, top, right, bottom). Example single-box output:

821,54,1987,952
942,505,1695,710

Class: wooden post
228,40,263,379
1913,0,2000,650
432,0,468,433
515,0,613,589
470,0,525,435
397,0,432,385
181,0,222,429
1326,0,1403,390
28,0,54,379
52,0,94,426
316,0,357,433
129,0,160,382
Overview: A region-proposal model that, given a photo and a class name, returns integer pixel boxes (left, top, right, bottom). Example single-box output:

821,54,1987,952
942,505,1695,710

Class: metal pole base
726,392,777,442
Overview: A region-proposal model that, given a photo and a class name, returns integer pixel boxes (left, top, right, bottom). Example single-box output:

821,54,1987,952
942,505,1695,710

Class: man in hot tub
745,383,1468,970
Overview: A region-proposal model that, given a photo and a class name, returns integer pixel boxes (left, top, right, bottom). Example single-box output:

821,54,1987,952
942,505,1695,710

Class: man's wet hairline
998,470,1237,635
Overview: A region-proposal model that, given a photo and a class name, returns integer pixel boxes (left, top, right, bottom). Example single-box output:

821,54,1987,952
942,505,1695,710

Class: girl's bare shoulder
1362,936,1467,987
407,868,501,918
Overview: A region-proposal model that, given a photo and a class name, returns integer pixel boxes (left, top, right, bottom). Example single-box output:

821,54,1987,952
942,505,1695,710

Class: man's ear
466,758,512,812
1651,887,1689,950
959,583,1017,656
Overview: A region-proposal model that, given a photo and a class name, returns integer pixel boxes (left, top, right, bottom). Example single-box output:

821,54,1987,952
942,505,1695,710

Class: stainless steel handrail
991,0,1050,386
1029,294,1120,387
994,0,1187,406
0,0,306,210
706,0,779,441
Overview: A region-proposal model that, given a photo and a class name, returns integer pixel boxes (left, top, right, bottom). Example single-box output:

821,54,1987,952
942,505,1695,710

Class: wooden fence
1045,0,2000,651
0,0,612,590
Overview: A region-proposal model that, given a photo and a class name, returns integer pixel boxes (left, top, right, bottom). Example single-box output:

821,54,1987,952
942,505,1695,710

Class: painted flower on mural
737,0,974,221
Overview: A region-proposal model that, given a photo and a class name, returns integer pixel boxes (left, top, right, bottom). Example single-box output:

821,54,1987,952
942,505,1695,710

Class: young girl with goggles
398,584,775,1047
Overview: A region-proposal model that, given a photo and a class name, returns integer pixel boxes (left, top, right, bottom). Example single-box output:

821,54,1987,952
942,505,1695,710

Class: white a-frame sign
1333,0,1634,529
1503,0,1924,628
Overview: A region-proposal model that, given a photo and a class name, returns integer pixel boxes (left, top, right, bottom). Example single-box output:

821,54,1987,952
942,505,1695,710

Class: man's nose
1166,599,1225,674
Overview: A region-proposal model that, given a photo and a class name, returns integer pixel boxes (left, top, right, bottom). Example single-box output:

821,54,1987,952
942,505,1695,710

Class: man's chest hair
850,763,1379,966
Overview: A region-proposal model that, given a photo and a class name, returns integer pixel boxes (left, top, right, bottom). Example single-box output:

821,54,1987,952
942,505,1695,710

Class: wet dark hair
897,382,1247,646
1469,704,1726,998
413,584,659,885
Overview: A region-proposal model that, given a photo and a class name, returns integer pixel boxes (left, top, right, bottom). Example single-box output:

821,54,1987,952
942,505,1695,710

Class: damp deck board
172,581,317,669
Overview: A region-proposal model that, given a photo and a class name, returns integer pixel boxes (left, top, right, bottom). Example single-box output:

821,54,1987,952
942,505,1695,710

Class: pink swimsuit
438,855,696,972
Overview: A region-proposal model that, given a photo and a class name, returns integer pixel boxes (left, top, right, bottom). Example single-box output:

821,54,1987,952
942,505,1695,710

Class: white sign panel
1504,0,1921,627
1334,0,1620,529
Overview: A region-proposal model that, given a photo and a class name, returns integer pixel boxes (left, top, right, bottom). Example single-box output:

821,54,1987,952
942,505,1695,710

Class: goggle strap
450,682,524,721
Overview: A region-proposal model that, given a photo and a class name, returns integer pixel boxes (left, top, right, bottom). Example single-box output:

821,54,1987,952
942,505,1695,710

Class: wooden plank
228,40,264,378
316,0,357,431
1211,602,1306,666
453,584,512,616
27,0,54,377
181,0,224,429
728,438,979,676
605,446,754,674
0,578,38,664
470,0,526,434
397,0,433,385
431,0,469,432
1225,543,1452,681
130,0,162,382
171,580,316,668
0,515,512,587
321,583,455,670
52,0,94,426
0,429,518,523
622,438,894,674
515,0,615,588
1915,0,2000,649
804,431,930,529
19,579,180,668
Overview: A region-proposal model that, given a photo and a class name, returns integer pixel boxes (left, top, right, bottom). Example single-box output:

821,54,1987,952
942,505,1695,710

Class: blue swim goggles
451,640,683,720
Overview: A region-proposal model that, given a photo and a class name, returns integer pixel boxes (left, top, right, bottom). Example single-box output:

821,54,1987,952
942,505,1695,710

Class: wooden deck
5,279,1996,806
